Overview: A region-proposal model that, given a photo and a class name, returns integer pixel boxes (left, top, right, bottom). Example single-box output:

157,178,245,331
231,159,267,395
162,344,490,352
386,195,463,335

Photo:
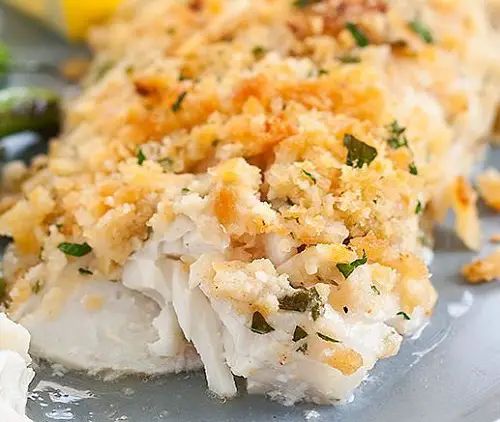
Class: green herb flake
310,287,324,321
31,280,43,294
158,157,174,170
279,290,310,312
345,22,369,48
137,148,146,166
0,277,7,302
181,188,190,194
250,311,275,334
317,332,341,343
338,55,361,64
386,120,409,149
93,60,114,82
409,162,418,175
408,19,434,44
292,0,319,8
397,311,411,320
371,285,381,295
336,253,368,279
302,169,316,183
293,326,308,342
318,68,329,76
415,200,423,214
296,342,308,353
171,91,187,112
57,242,92,257
279,288,324,320
78,267,93,276
252,46,267,60
343,134,377,168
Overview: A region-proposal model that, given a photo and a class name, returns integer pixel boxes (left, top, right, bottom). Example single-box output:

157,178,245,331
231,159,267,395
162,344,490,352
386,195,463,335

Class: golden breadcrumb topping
0,0,498,317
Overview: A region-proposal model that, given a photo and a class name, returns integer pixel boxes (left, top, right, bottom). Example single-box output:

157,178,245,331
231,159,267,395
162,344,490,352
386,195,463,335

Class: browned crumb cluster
462,249,500,284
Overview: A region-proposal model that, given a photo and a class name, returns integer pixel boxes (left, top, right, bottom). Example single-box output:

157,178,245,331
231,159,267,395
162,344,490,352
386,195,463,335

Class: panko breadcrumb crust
0,0,498,350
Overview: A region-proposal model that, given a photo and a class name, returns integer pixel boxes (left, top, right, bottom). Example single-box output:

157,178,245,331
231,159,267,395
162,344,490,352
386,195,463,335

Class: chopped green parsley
397,311,411,320
338,55,361,64
279,288,324,321
296,342,308,353
409,19,434,44
292,0,320,8
345,22,369,48
57,242,92,257
336,253,368,278
293,326,308,342
252,46,267,60
251,311,275,334
171,91,187,112
31,280,43,294
78,267,93,275
279,290,310,312
302,169,316,183
415,200,423,214
137,148,146,166
310,288,324,321
344,134,377,168
386,120,409,149
317,332,341,343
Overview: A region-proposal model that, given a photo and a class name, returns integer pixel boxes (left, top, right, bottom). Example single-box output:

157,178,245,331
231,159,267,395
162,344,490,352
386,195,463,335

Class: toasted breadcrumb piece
490,233,500,243
477,168,500,212
451,176,480,251
462,249,500,284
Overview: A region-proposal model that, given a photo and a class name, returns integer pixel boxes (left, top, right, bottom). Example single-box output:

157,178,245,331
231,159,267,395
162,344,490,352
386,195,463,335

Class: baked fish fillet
0,0,498,405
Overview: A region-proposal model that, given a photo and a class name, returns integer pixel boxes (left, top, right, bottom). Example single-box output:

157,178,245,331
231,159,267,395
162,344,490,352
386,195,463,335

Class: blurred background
3,0,120,40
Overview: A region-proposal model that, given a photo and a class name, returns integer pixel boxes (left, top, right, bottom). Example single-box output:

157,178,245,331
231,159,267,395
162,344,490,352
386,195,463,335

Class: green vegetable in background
0,42,11,84
0,87,61,138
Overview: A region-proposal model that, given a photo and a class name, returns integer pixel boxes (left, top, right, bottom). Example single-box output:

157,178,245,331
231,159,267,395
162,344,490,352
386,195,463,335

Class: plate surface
1,5,499,422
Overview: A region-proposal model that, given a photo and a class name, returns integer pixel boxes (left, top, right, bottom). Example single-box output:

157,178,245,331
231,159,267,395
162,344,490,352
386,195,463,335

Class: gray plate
1,5,499,422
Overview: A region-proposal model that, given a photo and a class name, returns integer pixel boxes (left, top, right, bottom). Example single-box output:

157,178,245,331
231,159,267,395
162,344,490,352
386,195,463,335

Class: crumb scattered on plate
462,249,500,284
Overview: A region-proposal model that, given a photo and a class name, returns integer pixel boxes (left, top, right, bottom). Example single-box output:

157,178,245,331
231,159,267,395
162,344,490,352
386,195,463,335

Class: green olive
0,87,61,138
